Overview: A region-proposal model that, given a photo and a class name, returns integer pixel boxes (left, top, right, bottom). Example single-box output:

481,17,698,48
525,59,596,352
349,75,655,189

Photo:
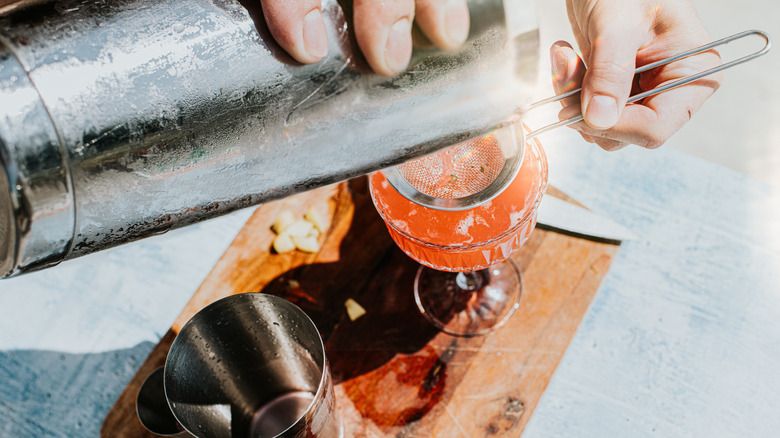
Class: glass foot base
413,259,522,337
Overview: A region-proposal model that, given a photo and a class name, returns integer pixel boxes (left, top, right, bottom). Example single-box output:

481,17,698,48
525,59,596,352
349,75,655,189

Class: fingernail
303,9,328,60
552,49,568,82
584,95,619,129
444,0,469,47
385,18,413,75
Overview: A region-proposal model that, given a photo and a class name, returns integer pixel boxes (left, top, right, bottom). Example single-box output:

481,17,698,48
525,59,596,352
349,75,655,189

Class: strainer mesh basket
396,134,504,199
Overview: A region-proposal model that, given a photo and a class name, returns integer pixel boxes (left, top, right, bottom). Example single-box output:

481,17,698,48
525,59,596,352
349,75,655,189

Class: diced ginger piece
285,219,314,238
304,206,329,233
292,234,320,253
344,298,366,321
271,210,296,234
272,232,296,254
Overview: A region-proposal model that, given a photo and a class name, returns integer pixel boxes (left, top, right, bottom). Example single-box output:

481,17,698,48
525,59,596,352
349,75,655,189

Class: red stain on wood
343,344,447,428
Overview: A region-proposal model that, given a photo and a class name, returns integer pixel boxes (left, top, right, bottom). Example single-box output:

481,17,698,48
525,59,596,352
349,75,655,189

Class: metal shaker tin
0,0,539,277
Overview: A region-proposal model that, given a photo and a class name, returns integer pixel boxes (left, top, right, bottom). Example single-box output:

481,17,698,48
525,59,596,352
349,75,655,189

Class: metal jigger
137,293,341,438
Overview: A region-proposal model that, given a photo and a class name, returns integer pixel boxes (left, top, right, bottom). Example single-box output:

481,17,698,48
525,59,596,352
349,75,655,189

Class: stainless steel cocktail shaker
0,0,539,277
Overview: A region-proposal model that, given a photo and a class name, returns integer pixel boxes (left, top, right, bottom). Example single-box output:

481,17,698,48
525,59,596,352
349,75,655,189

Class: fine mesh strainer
383,29,771,211
396,124,518,200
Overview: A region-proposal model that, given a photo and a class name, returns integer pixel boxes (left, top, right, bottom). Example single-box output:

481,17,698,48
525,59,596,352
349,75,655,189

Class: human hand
551,0,721,150
258,0,470,77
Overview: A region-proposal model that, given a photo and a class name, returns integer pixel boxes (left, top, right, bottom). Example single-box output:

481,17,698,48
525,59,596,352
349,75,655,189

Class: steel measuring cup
137,293,341,438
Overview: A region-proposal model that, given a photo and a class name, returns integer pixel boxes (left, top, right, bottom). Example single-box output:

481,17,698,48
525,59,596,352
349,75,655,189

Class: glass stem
455,271,484,292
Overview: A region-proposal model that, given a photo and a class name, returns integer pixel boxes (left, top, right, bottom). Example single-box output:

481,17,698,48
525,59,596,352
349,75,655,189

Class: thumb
581,27,644,129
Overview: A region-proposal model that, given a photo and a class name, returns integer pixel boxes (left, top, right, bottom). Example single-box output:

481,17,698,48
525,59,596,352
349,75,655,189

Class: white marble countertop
2,125,780,437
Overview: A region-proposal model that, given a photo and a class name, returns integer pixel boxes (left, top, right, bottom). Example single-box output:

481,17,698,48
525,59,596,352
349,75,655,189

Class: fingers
556,64,719,150
352,0,469,77
585,77,719,149
550,41,599,145
580,27,645,130
260,0,471,76
414,0,470,50
353,0,416,77
550,42,584,104
260,0,329,64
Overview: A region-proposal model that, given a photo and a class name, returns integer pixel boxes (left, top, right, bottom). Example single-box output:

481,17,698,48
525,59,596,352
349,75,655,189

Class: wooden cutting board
101,176,619,437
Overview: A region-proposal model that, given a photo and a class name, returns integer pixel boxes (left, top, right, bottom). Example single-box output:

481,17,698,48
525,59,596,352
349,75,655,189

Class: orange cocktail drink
370,134,548,272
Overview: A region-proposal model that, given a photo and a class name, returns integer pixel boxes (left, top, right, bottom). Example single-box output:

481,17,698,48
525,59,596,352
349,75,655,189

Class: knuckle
642,133,666,149
586,60,634,87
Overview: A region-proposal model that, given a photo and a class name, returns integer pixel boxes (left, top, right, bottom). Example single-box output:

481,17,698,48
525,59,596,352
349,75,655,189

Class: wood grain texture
101,177,618,437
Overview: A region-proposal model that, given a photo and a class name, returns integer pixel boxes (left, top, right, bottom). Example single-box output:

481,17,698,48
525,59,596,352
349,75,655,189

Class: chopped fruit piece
305,206,329,233
292,234,320,253
272,233,295,254
285,219,314,238
271,207,328,254
271,210,296,234
344,298,366,321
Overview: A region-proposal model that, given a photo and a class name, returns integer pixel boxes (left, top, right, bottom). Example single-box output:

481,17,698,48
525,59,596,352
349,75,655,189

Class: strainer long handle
522,29,772,140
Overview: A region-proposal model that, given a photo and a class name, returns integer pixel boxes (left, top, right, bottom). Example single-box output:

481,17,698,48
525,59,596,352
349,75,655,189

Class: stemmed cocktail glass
369,127,548,337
